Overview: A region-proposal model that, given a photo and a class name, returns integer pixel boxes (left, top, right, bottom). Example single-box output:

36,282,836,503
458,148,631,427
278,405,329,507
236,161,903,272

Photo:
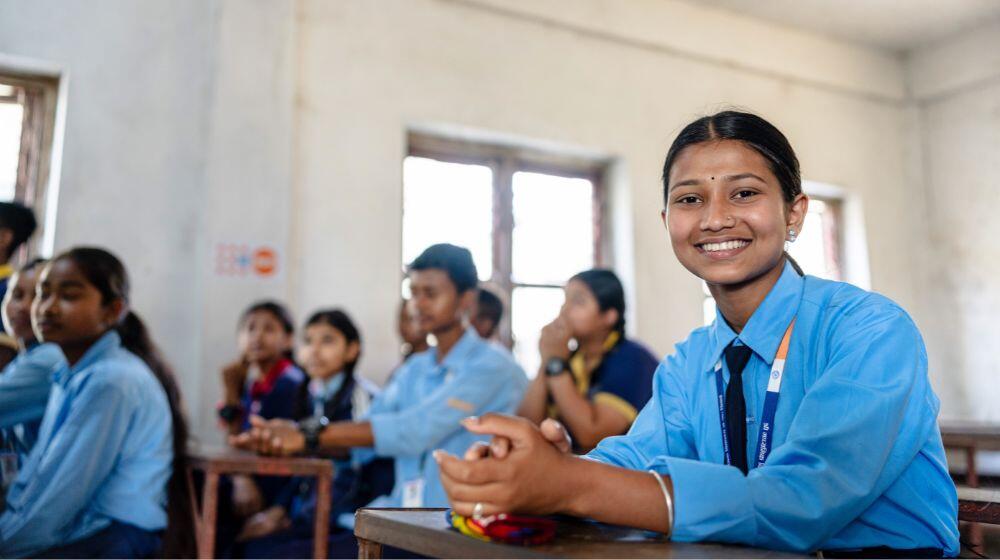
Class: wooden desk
354,508,804,559
186,446,334,559
940,422,1000,487
958,486,1000,525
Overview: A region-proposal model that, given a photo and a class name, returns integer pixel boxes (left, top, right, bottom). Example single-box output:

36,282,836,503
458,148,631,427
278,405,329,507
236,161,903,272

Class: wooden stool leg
199,472,220,559
313,473,332,560
357,537,383,559
966,447,978,487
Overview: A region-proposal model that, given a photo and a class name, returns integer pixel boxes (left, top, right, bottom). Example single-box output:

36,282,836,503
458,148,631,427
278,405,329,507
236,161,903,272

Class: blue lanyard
714,320,795,470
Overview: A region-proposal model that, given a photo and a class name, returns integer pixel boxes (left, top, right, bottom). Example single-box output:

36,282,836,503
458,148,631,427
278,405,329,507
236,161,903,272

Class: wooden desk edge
353,509,805,559
355,509,530,559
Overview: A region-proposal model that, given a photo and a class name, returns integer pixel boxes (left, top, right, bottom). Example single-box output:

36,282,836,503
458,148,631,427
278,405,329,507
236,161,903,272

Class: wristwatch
217,404,243,423
544,357,570,377
298,416,330,453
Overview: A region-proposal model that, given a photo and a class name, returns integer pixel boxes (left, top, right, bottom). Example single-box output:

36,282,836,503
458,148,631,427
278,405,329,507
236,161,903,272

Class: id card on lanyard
714,319,795,470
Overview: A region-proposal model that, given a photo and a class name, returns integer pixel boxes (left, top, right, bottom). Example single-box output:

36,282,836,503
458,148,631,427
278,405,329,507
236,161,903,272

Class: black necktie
724,343,753,475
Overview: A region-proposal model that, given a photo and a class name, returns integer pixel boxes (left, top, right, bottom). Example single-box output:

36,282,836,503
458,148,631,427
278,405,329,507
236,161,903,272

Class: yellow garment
0,264,13,281
546,331,637,422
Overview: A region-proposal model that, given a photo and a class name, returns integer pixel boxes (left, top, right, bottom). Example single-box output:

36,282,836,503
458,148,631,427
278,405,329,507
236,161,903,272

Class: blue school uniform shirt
0,342,66,456
0,331,173,558
587,261,959,555
361,328,528,510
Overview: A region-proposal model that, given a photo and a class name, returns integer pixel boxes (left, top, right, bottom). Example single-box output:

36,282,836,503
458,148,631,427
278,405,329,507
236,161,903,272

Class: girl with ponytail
0,247,193,558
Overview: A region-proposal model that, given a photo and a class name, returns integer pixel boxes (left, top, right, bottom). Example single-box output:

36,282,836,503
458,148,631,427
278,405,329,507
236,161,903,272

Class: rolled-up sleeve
370,356,515,457
652,306,935,551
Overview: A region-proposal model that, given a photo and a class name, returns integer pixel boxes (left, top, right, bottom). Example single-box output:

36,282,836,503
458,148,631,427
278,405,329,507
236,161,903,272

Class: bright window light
0,103,23,201
512,172,594,285
511,286,565,377
402,156,493,280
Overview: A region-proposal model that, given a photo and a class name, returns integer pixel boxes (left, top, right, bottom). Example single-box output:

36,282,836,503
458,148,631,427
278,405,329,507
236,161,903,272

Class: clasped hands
434,414,577,518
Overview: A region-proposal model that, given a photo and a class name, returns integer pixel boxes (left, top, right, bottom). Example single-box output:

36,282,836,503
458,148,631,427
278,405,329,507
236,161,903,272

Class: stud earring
788,229,797,242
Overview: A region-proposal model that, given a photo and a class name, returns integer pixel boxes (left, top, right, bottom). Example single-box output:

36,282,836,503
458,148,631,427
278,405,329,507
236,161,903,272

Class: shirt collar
310,372,346,401
0,264,13,280
52,330,122,386
430,327,481,374
703,260,804,373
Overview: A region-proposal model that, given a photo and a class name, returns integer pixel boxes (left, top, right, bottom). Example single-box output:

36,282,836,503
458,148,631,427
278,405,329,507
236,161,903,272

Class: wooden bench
940,422,1000,487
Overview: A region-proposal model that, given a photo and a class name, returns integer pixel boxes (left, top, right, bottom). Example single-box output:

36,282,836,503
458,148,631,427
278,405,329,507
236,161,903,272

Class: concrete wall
0,0,219,436
2,0,991,439
906,20,1000,422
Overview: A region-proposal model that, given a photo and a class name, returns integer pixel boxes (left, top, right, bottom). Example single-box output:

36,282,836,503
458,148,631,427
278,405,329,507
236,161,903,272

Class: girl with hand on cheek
518,269,658,452
217,301,306,524
436,111,958,558
237,309,394,558
0,247,191,558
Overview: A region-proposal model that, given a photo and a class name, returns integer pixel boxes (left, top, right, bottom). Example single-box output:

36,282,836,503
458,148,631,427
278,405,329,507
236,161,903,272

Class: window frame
0,71,60,260
406,133,608,347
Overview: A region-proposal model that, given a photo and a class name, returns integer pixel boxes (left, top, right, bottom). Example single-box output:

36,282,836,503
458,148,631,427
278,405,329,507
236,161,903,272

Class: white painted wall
905,19,1000,422
2,0,989,439
0,0,218,436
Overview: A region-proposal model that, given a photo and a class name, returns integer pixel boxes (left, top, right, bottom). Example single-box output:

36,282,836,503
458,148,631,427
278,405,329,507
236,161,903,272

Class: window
0,72,60,257
702,195,844,325
403,134,606,375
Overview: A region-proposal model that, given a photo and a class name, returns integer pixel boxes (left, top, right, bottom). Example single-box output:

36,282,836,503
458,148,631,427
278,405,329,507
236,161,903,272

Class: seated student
218,301,306,434
517,269,658,452
435,111,959,557
0,202,38,370
470,287,503,340
232,243,528,556
397,297,429,360
0,259,66,459
0,247,191,558
215,301,306,540
235,309,394,558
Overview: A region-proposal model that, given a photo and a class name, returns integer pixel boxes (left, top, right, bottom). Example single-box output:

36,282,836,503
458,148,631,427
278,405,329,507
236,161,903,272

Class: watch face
546,358,566,376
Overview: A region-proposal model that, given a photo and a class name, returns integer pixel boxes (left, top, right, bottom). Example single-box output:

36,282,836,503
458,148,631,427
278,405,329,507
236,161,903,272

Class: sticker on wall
214,242,282,280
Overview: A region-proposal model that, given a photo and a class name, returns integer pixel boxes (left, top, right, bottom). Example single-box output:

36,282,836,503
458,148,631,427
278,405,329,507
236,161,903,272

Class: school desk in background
185,445,333,559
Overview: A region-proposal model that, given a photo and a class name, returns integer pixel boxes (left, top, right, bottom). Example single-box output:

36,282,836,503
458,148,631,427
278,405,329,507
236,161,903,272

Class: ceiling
686,0,1000,52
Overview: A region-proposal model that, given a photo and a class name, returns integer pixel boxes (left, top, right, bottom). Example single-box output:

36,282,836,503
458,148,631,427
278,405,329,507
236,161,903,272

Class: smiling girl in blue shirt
436,111,959,557
0,247,192,558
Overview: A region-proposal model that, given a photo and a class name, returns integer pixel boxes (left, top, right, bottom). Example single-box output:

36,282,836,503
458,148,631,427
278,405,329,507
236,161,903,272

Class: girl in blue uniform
436,111,959,557
236,308,394,558
0,247,191,558
216,301,306,533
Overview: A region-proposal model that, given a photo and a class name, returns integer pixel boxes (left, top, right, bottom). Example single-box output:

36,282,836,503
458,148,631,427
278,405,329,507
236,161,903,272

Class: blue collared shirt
364,328,528,509
587,262,959,555
0,331,173,558
0,342,66,455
